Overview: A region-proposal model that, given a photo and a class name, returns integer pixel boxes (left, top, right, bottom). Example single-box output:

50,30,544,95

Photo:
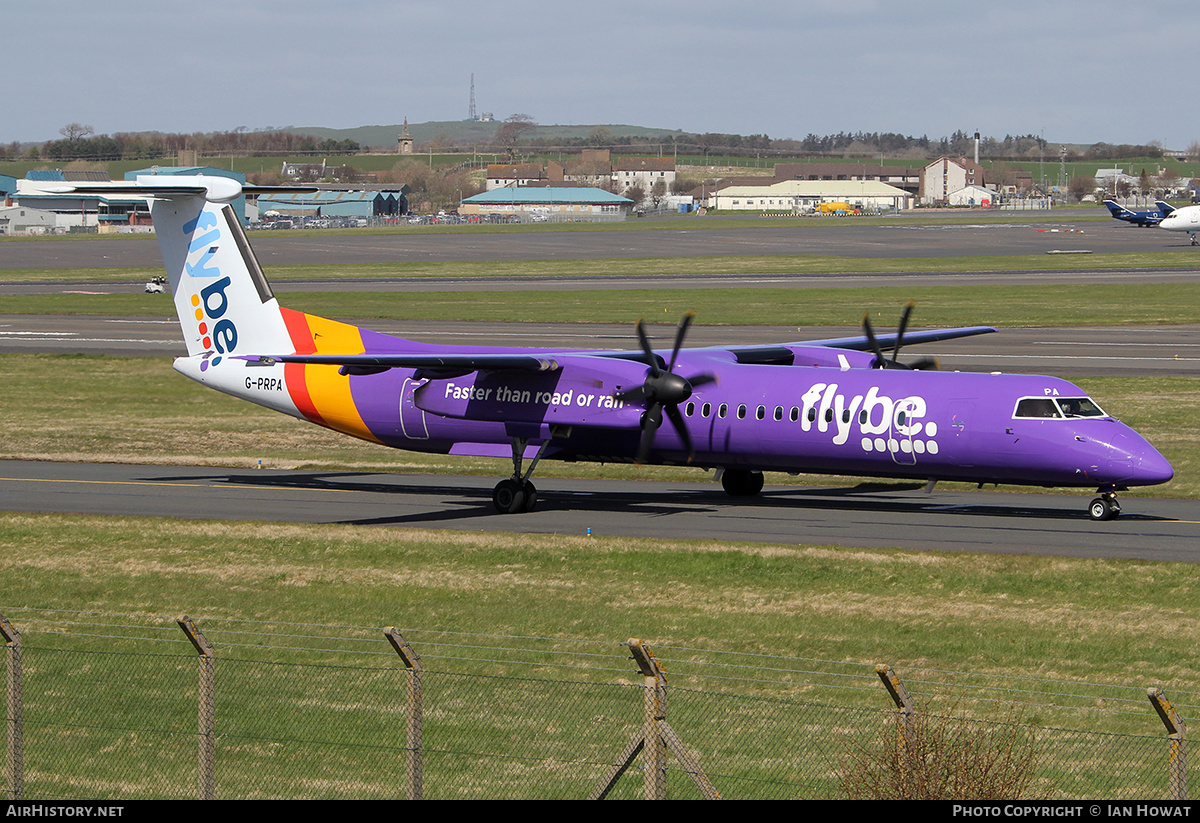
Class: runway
2,314,1197,377
3,211,1199,272
1,460,1197,562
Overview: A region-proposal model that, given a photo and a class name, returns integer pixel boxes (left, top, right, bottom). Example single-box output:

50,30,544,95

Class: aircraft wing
796,325,997,351
241,325,996,376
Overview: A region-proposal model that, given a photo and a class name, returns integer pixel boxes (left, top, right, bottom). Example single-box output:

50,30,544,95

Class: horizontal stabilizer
35,177,315,203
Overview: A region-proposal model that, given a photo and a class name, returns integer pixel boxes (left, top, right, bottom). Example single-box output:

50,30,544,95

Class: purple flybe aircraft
50,175,1173,519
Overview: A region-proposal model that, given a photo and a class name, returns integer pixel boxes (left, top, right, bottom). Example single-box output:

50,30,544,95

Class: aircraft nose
1101,427,1173,487
1130,442,1174,486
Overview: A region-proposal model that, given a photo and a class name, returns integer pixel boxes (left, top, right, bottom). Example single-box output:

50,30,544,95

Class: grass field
6,280,1200,332
1,512,1196,798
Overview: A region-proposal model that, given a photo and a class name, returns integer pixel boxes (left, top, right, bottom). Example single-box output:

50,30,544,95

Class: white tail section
149,182,293,364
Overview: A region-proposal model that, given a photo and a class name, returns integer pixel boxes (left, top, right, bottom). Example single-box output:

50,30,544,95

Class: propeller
614,312,717,463
862,301,940,371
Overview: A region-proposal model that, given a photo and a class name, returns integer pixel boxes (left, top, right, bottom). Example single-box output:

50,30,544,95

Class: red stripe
278,309,325,425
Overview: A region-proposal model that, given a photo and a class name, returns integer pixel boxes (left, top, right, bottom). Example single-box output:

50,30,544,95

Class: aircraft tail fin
41,175,307,366
1103,199,1128,218
1156,200,1176,217
151,193,296,365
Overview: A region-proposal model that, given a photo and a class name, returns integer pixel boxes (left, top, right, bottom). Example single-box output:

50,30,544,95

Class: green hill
285,121,683,149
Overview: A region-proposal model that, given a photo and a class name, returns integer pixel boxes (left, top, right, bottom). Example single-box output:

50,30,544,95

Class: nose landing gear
1088,489,1122,521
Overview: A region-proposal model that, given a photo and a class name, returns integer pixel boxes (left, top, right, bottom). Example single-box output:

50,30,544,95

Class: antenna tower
468,73,477,121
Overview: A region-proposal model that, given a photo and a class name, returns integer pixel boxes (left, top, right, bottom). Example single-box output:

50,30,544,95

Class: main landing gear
492,438,550,514
720,468,764,497
1088,488,1122,522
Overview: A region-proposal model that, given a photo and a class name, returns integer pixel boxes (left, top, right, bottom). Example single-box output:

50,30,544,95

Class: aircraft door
889,399,918,466
400,377,430,440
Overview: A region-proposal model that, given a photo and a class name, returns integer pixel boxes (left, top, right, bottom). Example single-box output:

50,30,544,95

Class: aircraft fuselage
178,346,1171,493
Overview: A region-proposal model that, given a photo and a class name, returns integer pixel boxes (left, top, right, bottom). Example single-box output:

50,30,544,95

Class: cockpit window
1014,398,1062,419
1013,397,1107,419
1057,397,1105,418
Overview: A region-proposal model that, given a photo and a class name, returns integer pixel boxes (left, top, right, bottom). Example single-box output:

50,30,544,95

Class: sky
4,1,1196,148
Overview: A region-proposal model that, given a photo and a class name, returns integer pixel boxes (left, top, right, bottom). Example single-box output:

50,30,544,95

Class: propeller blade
892,301,915,364
687,373,718,389
634,319,660,376
909,357,940,371
635,404,664,463
862,312,886,368
613,385,647,403
664,404,695,462
666,311,695,374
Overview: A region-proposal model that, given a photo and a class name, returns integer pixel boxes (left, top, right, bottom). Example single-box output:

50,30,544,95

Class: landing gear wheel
493,479,527,515
521,481,538,513
1088,496,1121,522
721,469,764,497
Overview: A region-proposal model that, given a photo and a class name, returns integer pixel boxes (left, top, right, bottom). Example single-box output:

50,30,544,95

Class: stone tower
398,118,414,155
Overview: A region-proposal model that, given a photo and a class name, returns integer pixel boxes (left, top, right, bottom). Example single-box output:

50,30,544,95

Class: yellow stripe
303,314,381,444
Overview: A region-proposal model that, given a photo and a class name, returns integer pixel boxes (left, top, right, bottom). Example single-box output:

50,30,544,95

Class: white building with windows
706,179,913,212
921,156,988,205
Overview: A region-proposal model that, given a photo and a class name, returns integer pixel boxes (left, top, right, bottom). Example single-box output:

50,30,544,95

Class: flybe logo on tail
182,211,238,372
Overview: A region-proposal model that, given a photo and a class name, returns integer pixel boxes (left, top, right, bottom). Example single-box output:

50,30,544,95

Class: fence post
630,639,668,800
1147,687,1187,801
876,664,916,750
384,628,423,801
177,615,215,800
0,614,22,802
589,638,720,800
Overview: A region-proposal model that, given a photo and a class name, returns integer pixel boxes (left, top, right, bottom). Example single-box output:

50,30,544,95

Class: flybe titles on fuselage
799,381,939,454
182,210,237,372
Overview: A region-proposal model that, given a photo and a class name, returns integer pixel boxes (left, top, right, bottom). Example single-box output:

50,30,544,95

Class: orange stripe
278,308,378,443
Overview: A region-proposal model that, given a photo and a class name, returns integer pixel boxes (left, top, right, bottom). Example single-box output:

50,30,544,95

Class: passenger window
686,402,695,417
737,404,746,420
790,407,799,422
702,402,711,418
1014,398,1062,419
718,403,727,419
774,406,783,421
808,408,817,422
756,405,765,420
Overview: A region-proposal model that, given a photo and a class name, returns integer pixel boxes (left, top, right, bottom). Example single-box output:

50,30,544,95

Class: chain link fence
2,608,1193,800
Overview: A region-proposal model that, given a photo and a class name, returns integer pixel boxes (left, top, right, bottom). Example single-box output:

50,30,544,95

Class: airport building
460,187,634,220
705,179,913,212
255,189,408,220
920,156,991,205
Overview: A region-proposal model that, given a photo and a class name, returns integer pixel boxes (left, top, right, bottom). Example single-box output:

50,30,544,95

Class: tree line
0,124,360,162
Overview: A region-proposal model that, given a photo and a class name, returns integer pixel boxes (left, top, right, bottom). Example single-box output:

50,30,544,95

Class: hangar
705,179,913,213
460,187,634,220
254,189,409,220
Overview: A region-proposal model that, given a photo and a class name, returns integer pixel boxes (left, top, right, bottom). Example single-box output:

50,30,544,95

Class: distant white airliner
1157,204,1200,244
